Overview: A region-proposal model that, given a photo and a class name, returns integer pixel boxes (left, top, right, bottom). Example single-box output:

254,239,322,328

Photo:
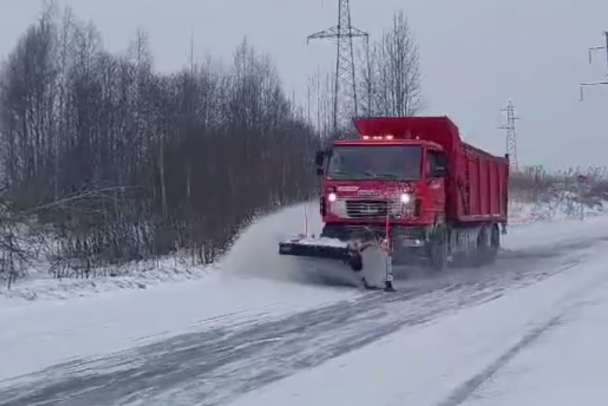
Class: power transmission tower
579,31,608,101
499,99,520,173
307,0,368,135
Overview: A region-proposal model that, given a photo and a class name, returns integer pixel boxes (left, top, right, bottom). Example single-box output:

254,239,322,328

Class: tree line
0,5,324,280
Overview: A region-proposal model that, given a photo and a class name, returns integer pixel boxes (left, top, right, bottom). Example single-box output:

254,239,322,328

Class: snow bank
0,257,217,304
0,201,315,305
508,197,603,225
503,211,608,252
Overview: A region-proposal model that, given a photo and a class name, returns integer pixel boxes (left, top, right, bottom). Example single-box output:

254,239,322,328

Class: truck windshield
326,145,422,180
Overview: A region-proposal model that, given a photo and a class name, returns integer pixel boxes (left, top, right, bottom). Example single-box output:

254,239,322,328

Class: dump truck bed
353,116,509,224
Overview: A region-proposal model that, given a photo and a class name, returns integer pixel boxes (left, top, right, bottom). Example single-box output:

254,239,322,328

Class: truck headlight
328,192,337,202
399,193,411,204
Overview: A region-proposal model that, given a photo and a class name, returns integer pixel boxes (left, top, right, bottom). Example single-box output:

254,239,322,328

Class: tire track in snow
435,255,608,406
0,238,605,406
436,314,563,406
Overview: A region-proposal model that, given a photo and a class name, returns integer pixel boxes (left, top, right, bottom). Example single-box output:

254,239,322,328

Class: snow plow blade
278,236,358,268
278,235,395,291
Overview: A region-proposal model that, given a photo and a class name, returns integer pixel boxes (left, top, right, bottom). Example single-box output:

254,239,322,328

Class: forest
0,6,325,279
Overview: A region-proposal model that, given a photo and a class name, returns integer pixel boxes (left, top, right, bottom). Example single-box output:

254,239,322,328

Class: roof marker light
361,134,395,140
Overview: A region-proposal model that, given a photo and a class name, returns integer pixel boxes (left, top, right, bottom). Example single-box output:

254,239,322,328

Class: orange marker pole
304,205,309,236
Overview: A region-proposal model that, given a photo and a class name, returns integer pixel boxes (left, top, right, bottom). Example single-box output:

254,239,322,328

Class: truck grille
345,199,389,218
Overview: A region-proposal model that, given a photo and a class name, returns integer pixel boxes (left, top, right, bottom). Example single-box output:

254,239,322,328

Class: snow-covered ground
462,285,608,406
0,201,364,381
0,275,359,382
0,198,607,406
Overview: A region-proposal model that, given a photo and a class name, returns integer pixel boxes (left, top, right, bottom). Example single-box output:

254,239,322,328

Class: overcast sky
2,0,608,170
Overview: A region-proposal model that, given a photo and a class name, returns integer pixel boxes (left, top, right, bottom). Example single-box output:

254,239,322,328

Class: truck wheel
347,251,363,272
473,225,499,266
472,227,489,267
487,224,500,263
320,224,341,239
426,227,447,271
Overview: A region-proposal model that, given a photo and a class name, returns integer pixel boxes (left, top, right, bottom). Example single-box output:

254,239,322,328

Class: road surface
1,203,608,406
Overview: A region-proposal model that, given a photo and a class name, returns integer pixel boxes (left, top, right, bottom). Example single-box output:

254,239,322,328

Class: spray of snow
220,202,322,283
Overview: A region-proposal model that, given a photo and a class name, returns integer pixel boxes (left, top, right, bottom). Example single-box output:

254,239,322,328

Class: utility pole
307,0,368,136
189,31,195,73
499,99,520,173
579,31,608,101
587,31,608,67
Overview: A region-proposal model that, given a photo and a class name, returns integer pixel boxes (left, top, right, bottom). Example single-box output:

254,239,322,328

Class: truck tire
472,225,499,266
347,251,363,272
426,226,447,271
487,224,500,263
471,226,489,267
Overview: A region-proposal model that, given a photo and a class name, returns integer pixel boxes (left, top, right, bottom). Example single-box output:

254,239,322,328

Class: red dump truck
279,116,509,290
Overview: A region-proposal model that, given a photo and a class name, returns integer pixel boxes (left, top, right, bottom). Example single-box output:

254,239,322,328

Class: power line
307,0,368,135
579,31,608,101
587,31,608,68
499,99,520,173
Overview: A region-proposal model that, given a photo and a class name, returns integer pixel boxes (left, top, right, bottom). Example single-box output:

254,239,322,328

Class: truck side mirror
315,151,325,166
315,150,325,175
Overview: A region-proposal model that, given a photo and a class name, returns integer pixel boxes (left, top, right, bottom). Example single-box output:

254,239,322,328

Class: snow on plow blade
278,236,356,265
278,235,394,291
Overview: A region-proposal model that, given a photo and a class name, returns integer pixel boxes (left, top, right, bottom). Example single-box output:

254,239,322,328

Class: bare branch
358,10,423,117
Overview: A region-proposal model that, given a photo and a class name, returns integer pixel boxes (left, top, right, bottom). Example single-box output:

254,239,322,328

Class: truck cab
315,135,450,268
316,137,448,226
312,116,508,270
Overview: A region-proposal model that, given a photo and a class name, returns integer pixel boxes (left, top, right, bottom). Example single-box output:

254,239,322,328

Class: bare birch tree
360,10,423,116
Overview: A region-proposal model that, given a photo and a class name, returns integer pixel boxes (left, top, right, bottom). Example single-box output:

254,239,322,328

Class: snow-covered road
223,242,608,406
1,202,608,406
461,275,608,406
